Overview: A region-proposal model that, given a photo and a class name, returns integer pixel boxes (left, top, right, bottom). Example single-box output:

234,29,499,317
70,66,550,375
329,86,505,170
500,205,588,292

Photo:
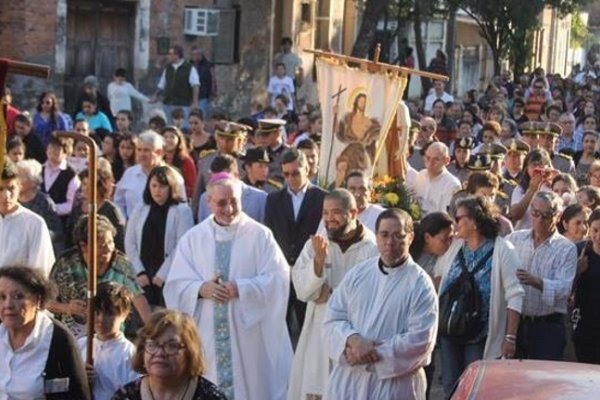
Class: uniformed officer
240,147,282,194
191,120,249,218
449,153,492,216
255,118,288,184
478,142,517,200
503,138,529,183
447,136,474,185
537,121,576,175
519,121,539,150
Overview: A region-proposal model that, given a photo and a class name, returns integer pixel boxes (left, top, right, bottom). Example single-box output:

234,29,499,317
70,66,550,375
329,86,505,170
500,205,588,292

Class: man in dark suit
264,148,327,340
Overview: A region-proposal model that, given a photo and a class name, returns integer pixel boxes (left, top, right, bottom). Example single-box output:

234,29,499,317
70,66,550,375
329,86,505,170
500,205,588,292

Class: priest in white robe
164,174,293,400
0,161,54,276
323,209,438,400
288,189,378,400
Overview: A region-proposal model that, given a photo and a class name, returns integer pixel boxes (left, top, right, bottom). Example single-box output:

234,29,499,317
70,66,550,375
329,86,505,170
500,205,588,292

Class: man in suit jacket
264,148,327,339
197,154,266,223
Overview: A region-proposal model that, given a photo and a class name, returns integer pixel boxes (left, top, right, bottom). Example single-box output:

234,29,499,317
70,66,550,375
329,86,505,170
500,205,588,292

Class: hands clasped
344,334,381,366
200,277,238,303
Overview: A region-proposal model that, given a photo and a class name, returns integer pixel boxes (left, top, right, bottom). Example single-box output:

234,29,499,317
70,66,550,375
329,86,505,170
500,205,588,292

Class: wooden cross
0,59,50,168
324,84,347,182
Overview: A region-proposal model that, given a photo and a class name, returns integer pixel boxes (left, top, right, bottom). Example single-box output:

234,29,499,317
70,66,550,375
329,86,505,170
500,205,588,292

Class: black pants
286,282,307,345
574,339,600,365
516,314,565,360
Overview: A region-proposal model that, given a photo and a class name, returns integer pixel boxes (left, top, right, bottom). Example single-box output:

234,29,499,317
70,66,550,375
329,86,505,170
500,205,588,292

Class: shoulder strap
458,246,494,276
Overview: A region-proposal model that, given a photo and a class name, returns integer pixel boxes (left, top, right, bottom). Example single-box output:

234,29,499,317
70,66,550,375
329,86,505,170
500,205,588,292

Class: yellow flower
384,192,400,206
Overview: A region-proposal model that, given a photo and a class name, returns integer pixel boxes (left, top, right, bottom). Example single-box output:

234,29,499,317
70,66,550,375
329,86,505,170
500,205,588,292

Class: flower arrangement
371,175,422,221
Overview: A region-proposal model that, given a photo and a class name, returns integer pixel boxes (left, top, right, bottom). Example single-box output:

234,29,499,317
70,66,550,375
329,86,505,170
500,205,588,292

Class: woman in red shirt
160,126,197,198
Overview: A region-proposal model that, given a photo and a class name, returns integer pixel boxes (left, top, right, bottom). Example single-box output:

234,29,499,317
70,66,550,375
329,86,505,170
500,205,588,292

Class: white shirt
157,59,200,90
77,334,140,400
0,205,55,276
107,81,149,116
43,159,80,216
358,204,385,233
114,164,187,219
287,183,310,220
506,229,577,316
423,91,454,114
414,168,461,214
267,75,295,110
0,311,54,400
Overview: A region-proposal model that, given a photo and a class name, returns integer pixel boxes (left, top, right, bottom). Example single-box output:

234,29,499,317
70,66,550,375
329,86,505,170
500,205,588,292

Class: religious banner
315,57,407,187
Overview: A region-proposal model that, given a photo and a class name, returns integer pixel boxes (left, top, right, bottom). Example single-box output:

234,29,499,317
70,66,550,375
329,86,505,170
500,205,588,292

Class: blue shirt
441,239,494,339
75,111,112,133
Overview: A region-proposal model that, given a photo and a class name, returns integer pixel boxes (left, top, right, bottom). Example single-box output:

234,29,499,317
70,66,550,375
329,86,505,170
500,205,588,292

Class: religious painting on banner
316,57,407,187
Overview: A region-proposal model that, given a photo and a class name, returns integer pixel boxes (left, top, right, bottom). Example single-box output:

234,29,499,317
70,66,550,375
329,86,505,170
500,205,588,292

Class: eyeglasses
144,340,186,355
530,208,555,220
215,199,238,208
282,170,301,178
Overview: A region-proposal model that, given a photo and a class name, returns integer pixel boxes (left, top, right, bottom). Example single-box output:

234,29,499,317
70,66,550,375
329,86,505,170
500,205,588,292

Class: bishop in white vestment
288,189,378,400
164,176,292,400
323,209,438,399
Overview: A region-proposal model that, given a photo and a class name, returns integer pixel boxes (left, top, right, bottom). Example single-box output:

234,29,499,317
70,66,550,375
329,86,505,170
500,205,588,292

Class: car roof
451,359,600,400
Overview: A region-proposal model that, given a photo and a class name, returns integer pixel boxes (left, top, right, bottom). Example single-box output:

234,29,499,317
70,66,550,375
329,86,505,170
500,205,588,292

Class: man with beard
288,189,378,400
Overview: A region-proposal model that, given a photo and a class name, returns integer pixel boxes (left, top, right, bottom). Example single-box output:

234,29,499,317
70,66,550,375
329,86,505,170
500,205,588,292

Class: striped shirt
506,229,577,316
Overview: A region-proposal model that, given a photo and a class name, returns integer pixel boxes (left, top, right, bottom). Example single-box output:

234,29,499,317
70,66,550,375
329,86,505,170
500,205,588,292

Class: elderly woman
435,196,524,396
48,215,151,338
0,265,91,399
112,309,226,399
16,159,63,244
125,166,194,307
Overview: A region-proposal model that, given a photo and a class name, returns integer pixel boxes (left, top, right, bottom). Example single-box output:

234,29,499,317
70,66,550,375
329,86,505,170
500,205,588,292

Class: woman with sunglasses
435,196,523,396
112,310,226,399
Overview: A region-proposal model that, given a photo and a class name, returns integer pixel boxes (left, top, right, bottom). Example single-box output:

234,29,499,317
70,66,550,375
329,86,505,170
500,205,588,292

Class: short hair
206,177,242,201
558,204,588,235
0,265,56,308
551,173,577,194
80,94,98,106
375,208,414,234
275,94,289,106
170,45,184,58
534,190,564,215
1,160,18,180
148,116,167,132
73,214,117,246
16,159,43,185
131,309,206,376
143,166,184,205
275,62,286,70
114,68,127,78
589,160,600,177
170,107,185,120
116,110,133,122
15,113,32,126
138,130,165,151
466,171,499,193
280,37,293,46
426,141,449,158
47,136,68,153
281,148,307,168
456,195,500,239
210,154,237,174
344,169,370,187
297,138,318,151
7,136,25,153
481,121,502,137
324,188,357,212
95,281,132,316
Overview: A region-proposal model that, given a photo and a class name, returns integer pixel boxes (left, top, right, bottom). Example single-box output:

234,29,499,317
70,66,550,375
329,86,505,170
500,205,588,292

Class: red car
451,359,600,399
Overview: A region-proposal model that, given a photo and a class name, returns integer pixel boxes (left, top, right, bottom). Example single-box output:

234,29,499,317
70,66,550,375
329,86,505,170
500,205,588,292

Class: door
64,0,135,116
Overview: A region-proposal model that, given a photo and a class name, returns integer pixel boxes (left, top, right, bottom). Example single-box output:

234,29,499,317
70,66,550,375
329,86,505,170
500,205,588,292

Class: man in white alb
344,170,385,232
164,176,292,400
288,189,378,400
414,141,461,214
324,209,438,399
0,161,54,276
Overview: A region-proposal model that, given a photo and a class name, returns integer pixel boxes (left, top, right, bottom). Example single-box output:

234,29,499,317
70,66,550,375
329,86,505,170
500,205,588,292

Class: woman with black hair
410,211,454,284
33,92,69,147
125,166,194,307
558,204,590,244
510,149,558,230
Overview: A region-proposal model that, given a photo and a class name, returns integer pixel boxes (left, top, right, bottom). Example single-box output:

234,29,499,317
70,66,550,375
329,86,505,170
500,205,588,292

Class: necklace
147,378,191,400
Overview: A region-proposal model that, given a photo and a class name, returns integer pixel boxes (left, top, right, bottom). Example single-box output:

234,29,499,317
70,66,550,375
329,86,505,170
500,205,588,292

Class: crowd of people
2,38,600,400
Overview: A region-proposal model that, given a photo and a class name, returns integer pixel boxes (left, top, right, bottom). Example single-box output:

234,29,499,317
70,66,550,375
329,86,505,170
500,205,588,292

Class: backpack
439,247,493,341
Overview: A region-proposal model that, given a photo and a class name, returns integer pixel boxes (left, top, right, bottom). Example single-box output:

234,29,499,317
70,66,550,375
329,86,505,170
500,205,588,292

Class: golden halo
346,87,368,110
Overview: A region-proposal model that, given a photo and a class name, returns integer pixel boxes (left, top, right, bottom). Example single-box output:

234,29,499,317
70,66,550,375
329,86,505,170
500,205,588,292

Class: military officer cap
479,143,508,160
505,138,530,155
466,153,492,171
519,121,538,136
214,120,251,138
240,147,271,164
455,137,475,150
255,118,286,136
536,122,562,137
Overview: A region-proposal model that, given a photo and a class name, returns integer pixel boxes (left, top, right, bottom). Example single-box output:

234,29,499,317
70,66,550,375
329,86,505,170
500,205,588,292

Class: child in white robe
77,282,140,400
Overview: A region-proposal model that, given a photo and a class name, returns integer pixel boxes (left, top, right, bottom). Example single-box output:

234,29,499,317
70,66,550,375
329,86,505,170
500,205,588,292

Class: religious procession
2,1,600,399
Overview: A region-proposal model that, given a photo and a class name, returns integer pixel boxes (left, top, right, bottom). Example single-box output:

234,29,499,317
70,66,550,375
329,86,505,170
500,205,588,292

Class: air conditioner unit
184,8,219,36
